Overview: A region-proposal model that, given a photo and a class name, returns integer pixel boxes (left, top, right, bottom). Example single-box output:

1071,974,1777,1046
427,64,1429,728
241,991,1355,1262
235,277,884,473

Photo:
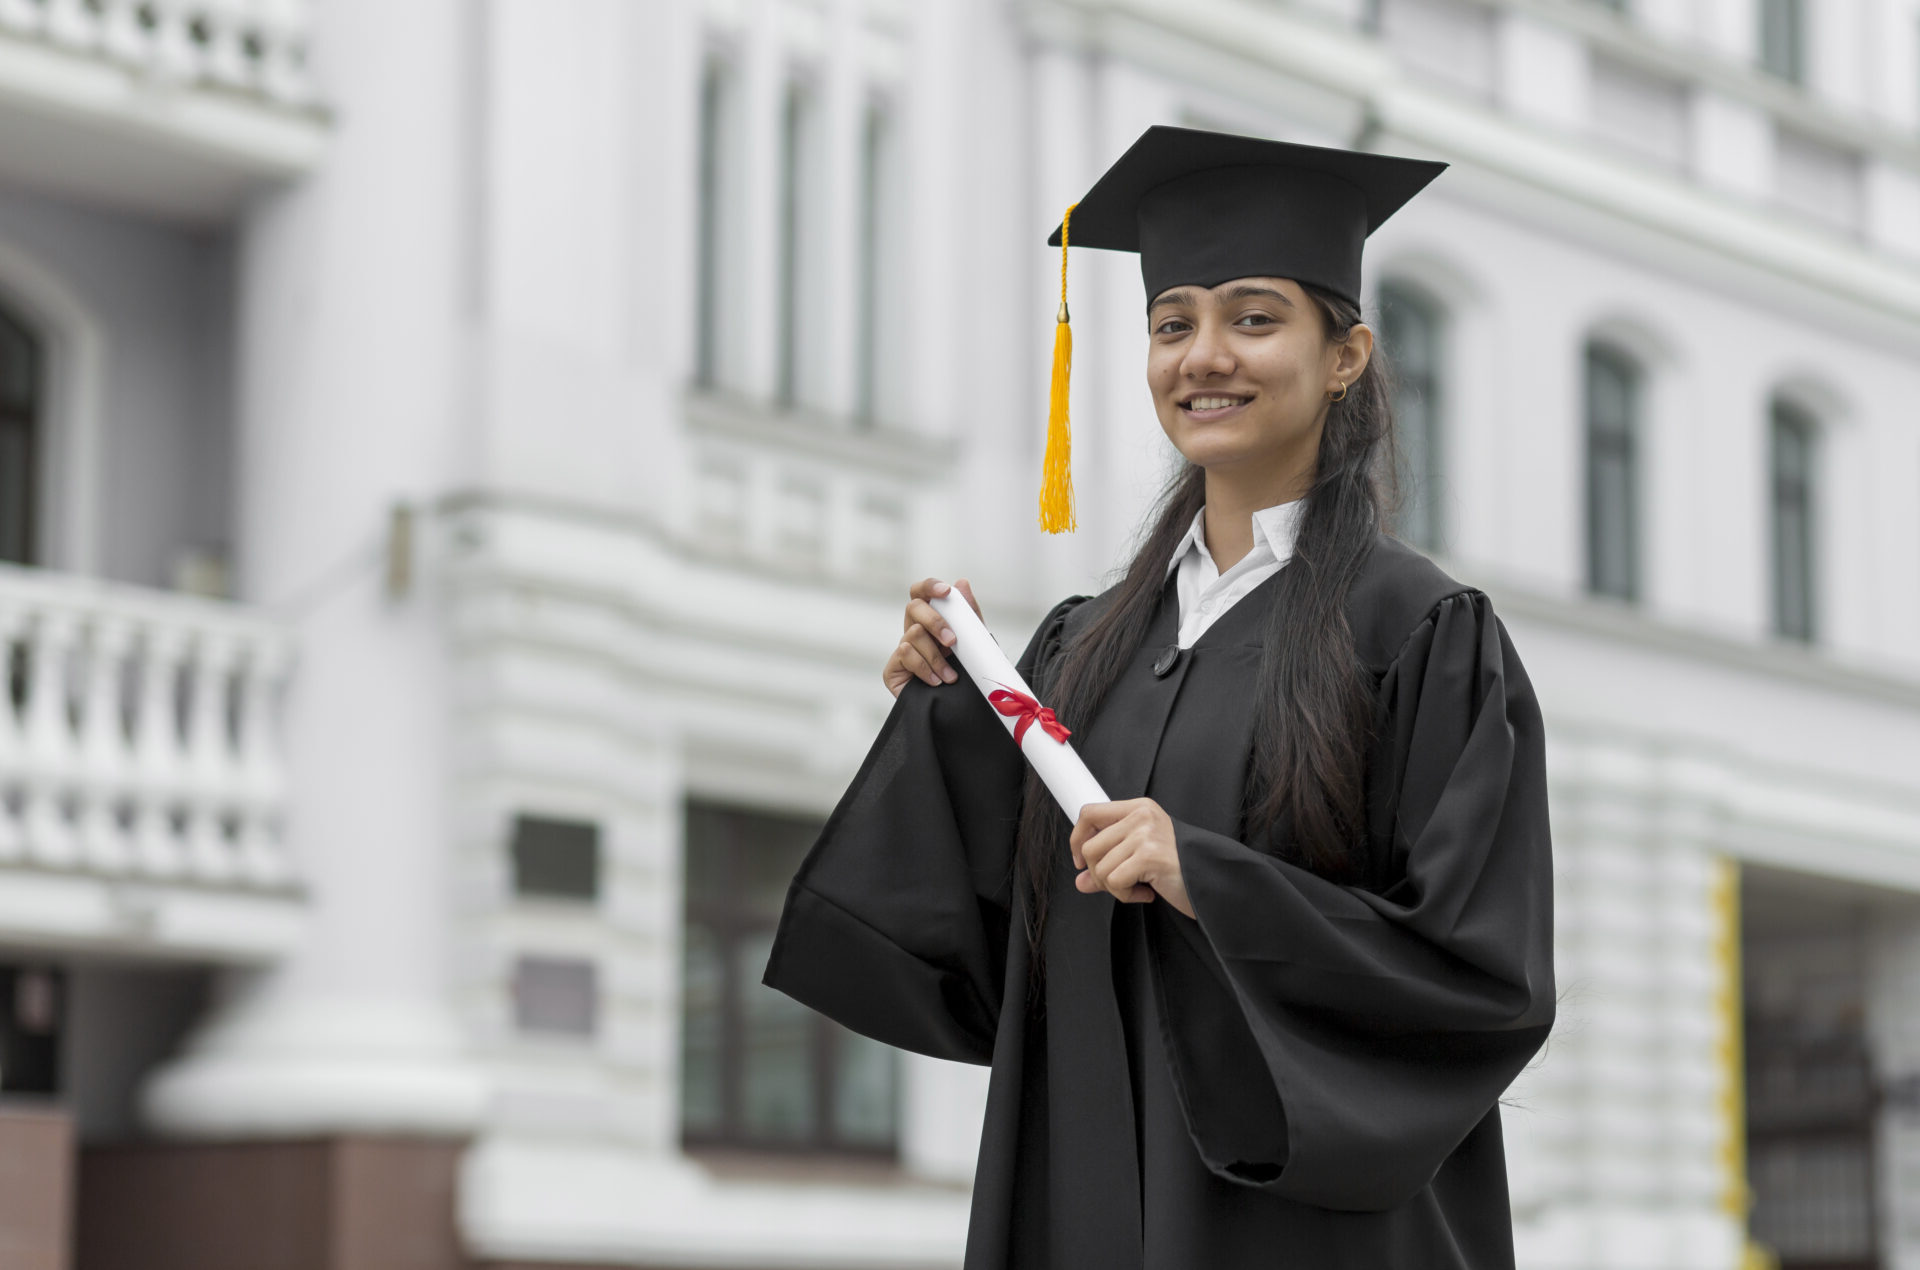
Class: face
1147,276,1372,486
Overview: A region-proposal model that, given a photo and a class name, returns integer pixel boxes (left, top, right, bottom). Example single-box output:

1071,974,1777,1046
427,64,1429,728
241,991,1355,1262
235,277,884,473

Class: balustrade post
235,637,292,886
257,0,314,104
22,609,80,868
183,629,239,881
98,0,149,64
0,0,46,36
44,0,99,49
147,0,204,83
197,0,254,90
76,614,135,873
130,623,189,878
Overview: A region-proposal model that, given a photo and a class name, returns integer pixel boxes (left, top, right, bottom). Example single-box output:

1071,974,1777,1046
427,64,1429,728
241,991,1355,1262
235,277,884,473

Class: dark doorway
1742,867,1883,1270
0,304,40,566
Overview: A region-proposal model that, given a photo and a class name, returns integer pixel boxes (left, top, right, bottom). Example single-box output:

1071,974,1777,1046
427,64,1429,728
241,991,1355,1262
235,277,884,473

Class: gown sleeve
761,595,1087,1065
1151,589,1555,1211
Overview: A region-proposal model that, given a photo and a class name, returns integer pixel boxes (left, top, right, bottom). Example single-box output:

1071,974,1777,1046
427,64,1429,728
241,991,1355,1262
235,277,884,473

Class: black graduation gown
763,534,1555,1268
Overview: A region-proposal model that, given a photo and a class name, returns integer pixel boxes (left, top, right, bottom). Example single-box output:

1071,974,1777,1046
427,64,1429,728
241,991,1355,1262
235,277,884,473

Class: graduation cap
1036,125,1447,534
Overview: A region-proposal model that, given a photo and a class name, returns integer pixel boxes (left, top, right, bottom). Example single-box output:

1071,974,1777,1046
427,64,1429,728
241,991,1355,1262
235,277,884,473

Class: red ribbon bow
988,687,1072,746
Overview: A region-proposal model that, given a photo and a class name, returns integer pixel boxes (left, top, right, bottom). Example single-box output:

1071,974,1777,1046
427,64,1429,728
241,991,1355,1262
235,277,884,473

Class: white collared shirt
1163,498,1306,648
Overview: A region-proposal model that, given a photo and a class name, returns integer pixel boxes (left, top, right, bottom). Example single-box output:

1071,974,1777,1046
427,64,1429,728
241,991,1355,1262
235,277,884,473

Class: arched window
694,56,738,390
1379,282,1444,552
0,306,38,565
1769,398,1817,642
774,76,826,411
1584,342,1641,601
855,98,901,428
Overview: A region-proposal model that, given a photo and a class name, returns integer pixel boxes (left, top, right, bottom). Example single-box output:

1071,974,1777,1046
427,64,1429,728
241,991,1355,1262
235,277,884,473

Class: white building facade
0,1,1919,1268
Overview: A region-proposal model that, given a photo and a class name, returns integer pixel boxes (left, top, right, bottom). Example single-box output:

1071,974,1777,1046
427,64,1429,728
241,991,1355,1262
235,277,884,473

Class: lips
1180,394,1252,418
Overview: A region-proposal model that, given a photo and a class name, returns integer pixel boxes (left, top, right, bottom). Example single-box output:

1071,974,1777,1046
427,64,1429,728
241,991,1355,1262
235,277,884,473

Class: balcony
0,563,300,961
0,0,327,221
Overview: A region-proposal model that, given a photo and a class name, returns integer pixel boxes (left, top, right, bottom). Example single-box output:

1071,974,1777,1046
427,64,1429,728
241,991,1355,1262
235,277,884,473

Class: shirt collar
1163,497,1307,580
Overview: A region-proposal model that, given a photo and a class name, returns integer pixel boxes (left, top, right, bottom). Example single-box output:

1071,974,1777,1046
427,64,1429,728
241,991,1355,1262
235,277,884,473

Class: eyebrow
1148,284,1295,311
1221,284,1295,307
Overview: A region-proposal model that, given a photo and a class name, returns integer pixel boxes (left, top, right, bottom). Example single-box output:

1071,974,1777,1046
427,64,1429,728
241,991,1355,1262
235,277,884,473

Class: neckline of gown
1147,557,1287,655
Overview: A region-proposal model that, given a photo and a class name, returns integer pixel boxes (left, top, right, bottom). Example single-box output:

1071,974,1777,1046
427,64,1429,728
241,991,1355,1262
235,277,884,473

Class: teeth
1186,396,1246,410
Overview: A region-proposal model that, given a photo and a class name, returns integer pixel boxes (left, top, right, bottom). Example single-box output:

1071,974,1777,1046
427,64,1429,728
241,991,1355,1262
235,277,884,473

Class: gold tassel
1039,202,1078,534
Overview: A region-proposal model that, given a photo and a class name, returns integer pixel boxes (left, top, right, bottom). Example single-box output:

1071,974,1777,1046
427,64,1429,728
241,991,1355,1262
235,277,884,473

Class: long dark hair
1016,281,1401,972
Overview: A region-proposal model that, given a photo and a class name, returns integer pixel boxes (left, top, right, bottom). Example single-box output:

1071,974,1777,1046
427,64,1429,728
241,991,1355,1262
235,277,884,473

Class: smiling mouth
1180,395,1252,415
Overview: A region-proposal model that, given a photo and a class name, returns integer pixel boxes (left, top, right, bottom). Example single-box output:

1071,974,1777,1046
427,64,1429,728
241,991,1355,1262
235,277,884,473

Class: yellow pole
1712,856,1777,1270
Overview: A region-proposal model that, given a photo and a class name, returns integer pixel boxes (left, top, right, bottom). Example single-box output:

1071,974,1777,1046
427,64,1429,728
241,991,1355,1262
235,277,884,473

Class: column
140,0,483,1137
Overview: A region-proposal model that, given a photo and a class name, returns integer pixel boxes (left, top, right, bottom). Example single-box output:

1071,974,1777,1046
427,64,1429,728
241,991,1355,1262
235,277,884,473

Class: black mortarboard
1033,126,1446,535
1048,125,1447,306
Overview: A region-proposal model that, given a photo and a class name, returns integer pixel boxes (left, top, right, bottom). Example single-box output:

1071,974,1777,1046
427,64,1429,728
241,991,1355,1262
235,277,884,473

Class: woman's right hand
885,577,983,698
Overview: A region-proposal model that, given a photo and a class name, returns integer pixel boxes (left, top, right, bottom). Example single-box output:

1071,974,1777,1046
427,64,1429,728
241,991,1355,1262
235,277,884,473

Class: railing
0,564,295,889
0,0,317,107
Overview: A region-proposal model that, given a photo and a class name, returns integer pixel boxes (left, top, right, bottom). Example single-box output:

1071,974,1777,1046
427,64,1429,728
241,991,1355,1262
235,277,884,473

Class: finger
1076,801,1125,835
908,577,952,601
1068,814,1093,868
1121,884,1157,903
905,599,958,648
1104,849,1148,895
1081,823,1130,879
897,641,945,688
904,623,957,683
953,578,984,620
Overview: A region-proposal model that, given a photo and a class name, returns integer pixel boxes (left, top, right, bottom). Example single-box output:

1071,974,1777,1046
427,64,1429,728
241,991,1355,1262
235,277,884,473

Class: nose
1179,316,1235,381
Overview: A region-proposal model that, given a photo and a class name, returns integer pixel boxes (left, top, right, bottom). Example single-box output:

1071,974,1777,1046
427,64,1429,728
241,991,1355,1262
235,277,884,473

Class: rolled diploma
927,589,1109,822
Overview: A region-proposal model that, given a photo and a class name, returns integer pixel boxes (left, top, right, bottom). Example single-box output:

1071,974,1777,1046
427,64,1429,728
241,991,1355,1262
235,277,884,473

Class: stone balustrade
0,0,316,107
0,563,295,893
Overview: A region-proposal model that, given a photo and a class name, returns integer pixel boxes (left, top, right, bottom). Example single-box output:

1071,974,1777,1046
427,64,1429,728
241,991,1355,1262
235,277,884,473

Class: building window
855,100,899,428
1,965,63,1095
1378,282,1444,552
513,955,598,1038
775,78,827,410
1742,871,1880,1266
694,58,732,390
1769,399,1817,643
1759,0,1805,84
1584,343,1641,601
511,814,601,902
0,307,39,566
681,800,898,1154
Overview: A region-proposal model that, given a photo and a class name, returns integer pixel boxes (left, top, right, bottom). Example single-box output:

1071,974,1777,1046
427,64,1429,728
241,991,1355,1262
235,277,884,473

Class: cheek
1248,339,1317,398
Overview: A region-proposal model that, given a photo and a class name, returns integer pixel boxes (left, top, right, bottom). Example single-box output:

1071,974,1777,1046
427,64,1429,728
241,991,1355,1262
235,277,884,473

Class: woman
764,126,1555,1269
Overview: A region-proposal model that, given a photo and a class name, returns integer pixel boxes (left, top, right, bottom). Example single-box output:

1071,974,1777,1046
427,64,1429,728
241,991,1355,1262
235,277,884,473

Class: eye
1153,317,1191,336
1235,312,1276,327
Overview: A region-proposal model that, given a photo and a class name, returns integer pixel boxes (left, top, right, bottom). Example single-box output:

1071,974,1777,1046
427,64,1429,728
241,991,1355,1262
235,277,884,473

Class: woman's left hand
1070,798,1196,920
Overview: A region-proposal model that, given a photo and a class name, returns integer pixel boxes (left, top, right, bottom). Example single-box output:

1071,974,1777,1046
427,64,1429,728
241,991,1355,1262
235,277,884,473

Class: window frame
1758,0,1806,85
1583,342,1643,603
1768,397,1818,643
1378,281,1446,554
680,799,900,1158
0,306,39,567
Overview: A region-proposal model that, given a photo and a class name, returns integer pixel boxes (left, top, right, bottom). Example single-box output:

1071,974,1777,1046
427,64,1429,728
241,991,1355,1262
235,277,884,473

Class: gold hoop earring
1330,383,1348,403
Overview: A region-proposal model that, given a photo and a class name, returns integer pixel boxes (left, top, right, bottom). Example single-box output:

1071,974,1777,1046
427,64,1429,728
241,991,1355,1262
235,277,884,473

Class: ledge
683,389,958,481
0,30,328,222
461,1137,971,1270
1465,565,1920,715
0,865,305,962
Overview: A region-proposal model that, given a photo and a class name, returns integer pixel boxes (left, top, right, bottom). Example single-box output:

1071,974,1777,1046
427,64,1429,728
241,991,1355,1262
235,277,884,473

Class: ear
1332,322,1374,390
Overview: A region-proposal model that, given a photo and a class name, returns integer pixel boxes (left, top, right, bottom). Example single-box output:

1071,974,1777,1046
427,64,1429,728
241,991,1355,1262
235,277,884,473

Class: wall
0,186,233,591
